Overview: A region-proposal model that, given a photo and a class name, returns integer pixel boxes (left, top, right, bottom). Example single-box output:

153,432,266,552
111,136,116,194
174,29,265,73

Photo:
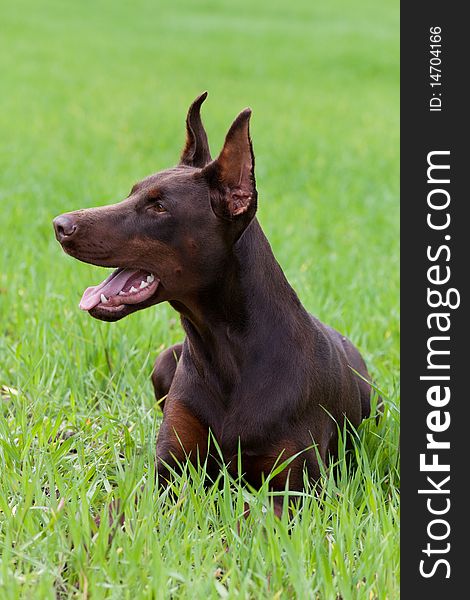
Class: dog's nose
53,214,78,242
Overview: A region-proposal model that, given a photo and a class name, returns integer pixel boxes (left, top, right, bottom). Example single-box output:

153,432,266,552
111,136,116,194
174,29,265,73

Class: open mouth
79,268,160,312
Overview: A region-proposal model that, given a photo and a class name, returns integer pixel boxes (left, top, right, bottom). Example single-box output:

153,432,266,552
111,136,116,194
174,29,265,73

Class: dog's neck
170,218,311,386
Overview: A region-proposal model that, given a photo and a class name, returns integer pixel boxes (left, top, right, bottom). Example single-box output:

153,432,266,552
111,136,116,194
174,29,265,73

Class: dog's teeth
118,291,126,296
100,294,108,304
130,286,138,293
140,280,148,289
147,274,155,283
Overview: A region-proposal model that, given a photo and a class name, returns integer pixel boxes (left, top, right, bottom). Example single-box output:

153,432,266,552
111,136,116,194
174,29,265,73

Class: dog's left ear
202,108,257,223
179,92,212,168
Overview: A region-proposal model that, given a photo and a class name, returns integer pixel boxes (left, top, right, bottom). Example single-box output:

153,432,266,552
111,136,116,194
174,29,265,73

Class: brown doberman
53,92,372,515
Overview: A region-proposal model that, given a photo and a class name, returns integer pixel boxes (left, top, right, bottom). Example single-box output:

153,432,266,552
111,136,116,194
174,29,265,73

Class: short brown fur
53,93,373,515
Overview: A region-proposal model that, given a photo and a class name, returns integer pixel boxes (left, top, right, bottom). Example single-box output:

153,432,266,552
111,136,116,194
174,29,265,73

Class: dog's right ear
201,108,257,228
179,92,212,168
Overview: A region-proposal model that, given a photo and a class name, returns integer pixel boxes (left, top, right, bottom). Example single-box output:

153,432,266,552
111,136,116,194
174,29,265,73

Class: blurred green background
0,0,399,597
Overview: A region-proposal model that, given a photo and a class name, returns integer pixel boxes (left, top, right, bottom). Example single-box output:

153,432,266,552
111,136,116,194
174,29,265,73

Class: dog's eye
152,201,167,213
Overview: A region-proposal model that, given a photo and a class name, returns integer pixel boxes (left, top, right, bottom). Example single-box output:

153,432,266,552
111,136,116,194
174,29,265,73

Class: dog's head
53,93,257,321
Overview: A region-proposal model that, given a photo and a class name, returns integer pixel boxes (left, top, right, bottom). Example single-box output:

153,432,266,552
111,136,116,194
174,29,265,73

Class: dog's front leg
155,397,210,484
151,343,183,410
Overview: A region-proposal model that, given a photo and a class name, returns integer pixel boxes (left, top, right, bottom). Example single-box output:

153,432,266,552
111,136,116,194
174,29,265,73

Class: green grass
0,0,399,597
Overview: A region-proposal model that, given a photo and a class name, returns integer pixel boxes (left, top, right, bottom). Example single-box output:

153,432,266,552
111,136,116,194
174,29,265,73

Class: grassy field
0,0,399,598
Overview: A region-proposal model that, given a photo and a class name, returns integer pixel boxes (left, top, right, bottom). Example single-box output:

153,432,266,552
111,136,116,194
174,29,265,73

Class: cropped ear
202,108,257,221
179,92,212,168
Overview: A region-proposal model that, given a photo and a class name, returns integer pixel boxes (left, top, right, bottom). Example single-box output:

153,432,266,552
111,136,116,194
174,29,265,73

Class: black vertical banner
401,3,466,597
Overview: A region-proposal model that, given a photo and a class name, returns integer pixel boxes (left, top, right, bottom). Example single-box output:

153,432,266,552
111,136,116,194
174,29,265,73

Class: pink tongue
79,268,140,311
